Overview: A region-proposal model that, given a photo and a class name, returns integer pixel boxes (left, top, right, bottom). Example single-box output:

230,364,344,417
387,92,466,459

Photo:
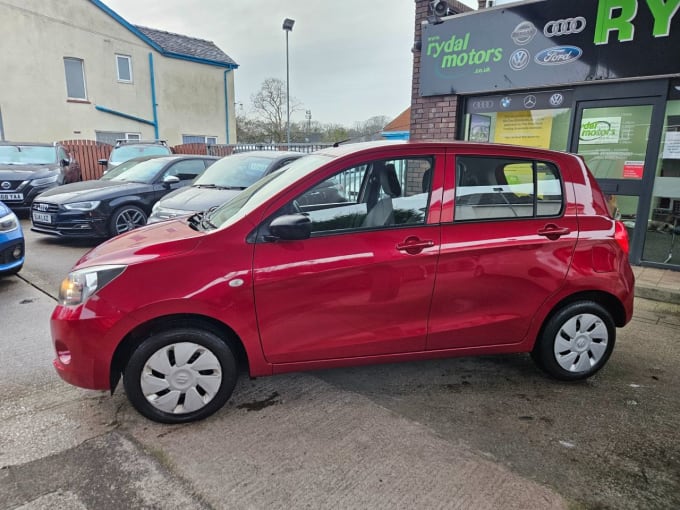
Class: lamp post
282,18,295,146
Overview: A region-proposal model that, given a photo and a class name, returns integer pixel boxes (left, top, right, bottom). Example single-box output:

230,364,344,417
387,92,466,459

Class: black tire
123,328,238,423
109,205,147,237
531,301,616,381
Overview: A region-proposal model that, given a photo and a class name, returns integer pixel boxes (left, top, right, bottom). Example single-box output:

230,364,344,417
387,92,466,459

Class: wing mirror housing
268,213,312,241
163,175,181,187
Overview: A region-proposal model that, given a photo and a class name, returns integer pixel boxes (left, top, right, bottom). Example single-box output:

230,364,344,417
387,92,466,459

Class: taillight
614,221,630,254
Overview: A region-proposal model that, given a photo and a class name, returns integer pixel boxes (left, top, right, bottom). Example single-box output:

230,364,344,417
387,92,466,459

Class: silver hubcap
141,342,222,414
553,313,608,373
115,209,146,234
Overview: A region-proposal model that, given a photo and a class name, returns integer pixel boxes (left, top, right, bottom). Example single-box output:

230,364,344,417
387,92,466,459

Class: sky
103,0,477,127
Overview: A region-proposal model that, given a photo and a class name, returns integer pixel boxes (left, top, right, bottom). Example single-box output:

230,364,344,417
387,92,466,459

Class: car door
252,149,444,364
426,148,579,350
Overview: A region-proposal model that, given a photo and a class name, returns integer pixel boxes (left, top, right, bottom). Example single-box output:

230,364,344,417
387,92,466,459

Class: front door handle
538,224,571,240
396,237,435,254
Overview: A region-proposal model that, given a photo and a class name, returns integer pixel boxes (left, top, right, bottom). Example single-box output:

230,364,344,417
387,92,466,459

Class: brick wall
410,1,472,141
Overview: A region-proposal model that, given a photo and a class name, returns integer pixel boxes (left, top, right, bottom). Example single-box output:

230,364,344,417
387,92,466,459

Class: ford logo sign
534,46,582,66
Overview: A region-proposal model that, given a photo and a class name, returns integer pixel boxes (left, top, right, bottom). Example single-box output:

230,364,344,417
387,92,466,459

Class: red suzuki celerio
52,141,634,423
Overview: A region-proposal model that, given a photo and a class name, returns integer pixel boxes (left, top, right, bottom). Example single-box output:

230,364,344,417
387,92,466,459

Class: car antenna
333,138,351,148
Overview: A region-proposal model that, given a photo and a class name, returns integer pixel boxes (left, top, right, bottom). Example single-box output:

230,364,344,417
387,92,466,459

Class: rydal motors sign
420,0,680,96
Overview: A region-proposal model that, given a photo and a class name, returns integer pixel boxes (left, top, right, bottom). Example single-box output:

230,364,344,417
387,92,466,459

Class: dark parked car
99,139,172,172
148,151,304,223
31,155,218,238
51,141,634,423
0,142,81,213
0,200,24,276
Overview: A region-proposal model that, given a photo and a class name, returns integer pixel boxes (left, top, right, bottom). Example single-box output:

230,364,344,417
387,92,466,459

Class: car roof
313,140,574,159
0,141,58,147
229,150,303,159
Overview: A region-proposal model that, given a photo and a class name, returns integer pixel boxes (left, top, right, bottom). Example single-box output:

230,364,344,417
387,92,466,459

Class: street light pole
282,18,295,146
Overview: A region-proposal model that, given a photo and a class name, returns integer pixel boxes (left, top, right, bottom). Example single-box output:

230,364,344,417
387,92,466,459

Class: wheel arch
537,290,627,342
109,313,249,393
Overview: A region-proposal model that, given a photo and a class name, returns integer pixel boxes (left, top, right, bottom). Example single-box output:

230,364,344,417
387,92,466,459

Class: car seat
362,163,402,227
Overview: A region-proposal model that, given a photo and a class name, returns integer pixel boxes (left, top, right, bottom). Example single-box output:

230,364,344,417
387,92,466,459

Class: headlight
0,212,19,232
31,174,59,186
58,265,127,306
64,201,100,211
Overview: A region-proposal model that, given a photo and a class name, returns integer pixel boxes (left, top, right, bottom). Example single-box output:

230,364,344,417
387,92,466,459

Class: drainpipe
149,53,159,139
224,70,231,144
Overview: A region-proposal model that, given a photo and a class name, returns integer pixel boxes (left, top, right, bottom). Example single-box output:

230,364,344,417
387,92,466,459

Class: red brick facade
410,1,473,141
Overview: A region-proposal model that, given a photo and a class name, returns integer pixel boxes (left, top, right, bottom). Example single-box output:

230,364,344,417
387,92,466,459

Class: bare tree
251,78,303,143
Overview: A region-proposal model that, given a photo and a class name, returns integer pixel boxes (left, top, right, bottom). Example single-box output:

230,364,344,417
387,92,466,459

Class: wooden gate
60,140,112,181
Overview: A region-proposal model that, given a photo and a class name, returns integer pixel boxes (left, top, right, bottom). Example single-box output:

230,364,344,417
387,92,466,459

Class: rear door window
454,156,563,222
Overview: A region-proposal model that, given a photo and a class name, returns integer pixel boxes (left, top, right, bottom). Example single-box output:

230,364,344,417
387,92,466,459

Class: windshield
103,158,169,183
194,154,277,189
101,158,156,180
110,145,171,163
0,145,57,165
209,154,333,229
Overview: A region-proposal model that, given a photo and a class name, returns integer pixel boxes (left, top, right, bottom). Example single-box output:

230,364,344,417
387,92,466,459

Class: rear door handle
538,224,571,240
396,237,435,254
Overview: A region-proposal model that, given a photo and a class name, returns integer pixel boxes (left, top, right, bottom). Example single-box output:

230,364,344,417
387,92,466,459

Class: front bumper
31,208,109,238
0,236,24,274
51,300,129,390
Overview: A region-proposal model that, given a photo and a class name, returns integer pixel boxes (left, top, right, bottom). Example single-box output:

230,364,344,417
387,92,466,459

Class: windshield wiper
200,205,221,230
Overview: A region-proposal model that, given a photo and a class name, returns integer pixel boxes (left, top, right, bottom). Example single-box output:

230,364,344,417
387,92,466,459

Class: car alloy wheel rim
553,313,608,373
116,209,145,234
140,342,222,414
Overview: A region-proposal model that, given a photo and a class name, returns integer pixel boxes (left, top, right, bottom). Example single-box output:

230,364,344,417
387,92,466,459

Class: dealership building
410,0,680,270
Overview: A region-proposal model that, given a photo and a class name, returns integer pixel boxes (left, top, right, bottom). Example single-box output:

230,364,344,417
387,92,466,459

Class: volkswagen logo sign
544,17,587,37
524,95,537,109
549,93,564,107
511,21,537,45
1,181,10,190
509,49,530,71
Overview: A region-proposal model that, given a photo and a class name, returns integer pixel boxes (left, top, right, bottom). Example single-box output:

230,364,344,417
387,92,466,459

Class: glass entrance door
571,98,660,262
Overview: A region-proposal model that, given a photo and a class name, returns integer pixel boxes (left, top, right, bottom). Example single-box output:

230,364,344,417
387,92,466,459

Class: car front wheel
123,329,238,423
109,205,147,236
532,301,616,381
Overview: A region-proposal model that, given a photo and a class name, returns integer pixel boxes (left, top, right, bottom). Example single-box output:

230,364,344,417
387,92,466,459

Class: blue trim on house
224,70,231,144
382,131,410,140
95,105,155,126
89,0,238,69
149,53,159,138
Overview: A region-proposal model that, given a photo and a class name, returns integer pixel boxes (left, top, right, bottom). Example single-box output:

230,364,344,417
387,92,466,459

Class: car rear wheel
109,205,147,236
123,328,238,423
531,301,615,381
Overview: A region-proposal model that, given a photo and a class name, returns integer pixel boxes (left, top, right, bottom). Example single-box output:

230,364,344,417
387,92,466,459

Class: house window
96,131,141,145
64,57,87,100
116,55,132,82
182,135,218,144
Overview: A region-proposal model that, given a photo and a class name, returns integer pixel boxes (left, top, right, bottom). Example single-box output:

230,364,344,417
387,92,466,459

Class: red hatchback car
52,141,634,423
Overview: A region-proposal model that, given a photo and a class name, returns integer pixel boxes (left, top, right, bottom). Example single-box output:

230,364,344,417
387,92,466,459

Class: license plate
0,193,23,201
32,212,53,224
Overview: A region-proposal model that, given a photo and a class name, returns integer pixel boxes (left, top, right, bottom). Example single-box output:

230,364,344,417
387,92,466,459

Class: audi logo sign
544,17,587,37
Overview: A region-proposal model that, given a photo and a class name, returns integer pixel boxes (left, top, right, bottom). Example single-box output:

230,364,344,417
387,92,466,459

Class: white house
0,0,238,145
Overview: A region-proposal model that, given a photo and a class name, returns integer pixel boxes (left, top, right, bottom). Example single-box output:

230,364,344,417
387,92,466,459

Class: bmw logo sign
500,97,512,109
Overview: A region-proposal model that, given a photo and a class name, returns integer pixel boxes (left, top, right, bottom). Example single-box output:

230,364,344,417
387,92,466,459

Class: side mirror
61,158,70,167
163,175,180,187
98,159,108,166
268,213,311,241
